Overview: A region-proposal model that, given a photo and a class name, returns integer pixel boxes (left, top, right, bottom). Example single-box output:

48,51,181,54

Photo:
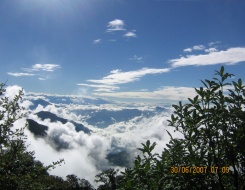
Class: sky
1,0,245,103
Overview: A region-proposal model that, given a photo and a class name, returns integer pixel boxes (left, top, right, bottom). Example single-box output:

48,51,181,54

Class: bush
118,66,245,190
0,83,64,189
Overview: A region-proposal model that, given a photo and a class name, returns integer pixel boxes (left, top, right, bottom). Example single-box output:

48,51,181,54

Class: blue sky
1,0,245,103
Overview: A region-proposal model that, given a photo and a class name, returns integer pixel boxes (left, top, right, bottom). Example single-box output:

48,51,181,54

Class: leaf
238,78,242,88
145,162,150,173
149,142,157,152
166,130,173,140
220,66,224,76
201,80,208,89
126,180,131,188
146,140,150,148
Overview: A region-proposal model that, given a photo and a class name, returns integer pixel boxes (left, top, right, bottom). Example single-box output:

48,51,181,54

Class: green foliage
119,140,165,190
95,168,120,190
168,66,245,189
66,174,95,190
0,83,65,189
113,66,245,190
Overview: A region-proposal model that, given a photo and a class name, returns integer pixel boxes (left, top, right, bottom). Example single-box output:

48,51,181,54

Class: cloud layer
80,68,170,94
14,92,183,186
23,64,61,72
170,47,245,68
93,86,196,102
78,42,245,101
7,72,36,77
7,64,61,80
88,68,170,85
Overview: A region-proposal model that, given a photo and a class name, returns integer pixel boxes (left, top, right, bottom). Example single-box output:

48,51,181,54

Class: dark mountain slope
36,111,91,134
27,119,48,137
29,99,51,110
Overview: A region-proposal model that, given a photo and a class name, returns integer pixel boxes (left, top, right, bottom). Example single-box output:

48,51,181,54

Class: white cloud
19,92,189,186
20,103,112,185
23,119,108,185
93,86,196,101
93,39,101,44
88,68,170,85
5,85,24,101
8,64,61,80
205,47,218,53
183,48,192,52
107,19,125,32
7,72,36,77
77,83,119,92
170,47,245,67
124,31,137,38
193,45,205,51
183,45,205,52
22,98,183,185
103,112,183,153
24,64,61,72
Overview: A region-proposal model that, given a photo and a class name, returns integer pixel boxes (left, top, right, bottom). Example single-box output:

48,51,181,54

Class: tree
119,140,166,190
168,66,245,189
95,168,120,190
118,66,245,189
0,83,64,189
118,139,201,190
66,174,94,190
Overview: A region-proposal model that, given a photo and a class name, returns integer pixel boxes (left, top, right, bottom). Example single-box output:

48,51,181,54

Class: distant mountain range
29,99,51,110
27,94,167,129
27,94,111,110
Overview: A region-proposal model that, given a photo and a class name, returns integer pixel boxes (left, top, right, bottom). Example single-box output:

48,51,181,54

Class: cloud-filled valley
10,89,183,186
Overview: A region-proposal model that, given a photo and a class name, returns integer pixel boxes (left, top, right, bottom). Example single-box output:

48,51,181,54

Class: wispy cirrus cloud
78,42,244,102
93,86,196,102
7,63,61,80
88,68,170,85
78,68,170,94
106,19,126,32
170,47,245,68
77,83,119,92
23,64,61,72
7,72,36,77
129,55,144,62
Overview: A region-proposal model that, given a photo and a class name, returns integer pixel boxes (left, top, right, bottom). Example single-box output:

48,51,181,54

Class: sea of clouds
5,85,183,186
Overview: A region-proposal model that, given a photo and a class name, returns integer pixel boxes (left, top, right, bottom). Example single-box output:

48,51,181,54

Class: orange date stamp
171,166,230,174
